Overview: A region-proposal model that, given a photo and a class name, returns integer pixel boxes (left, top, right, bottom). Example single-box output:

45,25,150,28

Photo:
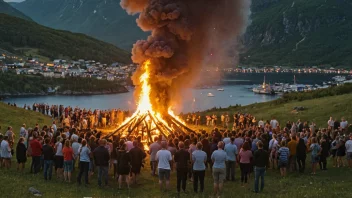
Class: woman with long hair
62,139,74,182
16,137,27,171
54,136,64,180
77,139,91,185
309,137,321,175
296,137,307,173
116,143,131,189
239,141,252,187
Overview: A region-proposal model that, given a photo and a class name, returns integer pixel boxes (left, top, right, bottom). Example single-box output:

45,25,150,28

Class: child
278,140,290,177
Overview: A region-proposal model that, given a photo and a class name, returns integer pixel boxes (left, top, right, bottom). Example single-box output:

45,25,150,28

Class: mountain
0,13,131,64
12,0,148,50
242,0,352,66
0,0,31,20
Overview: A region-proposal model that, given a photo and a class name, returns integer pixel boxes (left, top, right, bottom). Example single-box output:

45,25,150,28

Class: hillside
242,0,352,66
201,84,352,128
0,0,31,20
12,0,148,50
0,13,131,64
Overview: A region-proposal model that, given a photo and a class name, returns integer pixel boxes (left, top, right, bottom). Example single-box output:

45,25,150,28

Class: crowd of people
0,105,352,197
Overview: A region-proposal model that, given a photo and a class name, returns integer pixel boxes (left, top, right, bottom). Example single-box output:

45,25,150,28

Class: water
2,73,340,113
3,85,278,113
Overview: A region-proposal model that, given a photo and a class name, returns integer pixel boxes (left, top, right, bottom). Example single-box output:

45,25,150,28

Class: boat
207,93,214,97
252,76,275,95
217,88,224,91
332,76,346,82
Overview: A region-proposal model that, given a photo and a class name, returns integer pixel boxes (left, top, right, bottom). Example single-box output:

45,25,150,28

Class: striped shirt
278,147,290,162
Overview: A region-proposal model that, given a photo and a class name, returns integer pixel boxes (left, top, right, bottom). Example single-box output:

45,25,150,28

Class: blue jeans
43,160,53,180
254,166,265,193
97,166,109,186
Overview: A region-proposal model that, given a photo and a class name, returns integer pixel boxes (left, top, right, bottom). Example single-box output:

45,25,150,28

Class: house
43,71,54,77
54,71,65,78
53,59,61,65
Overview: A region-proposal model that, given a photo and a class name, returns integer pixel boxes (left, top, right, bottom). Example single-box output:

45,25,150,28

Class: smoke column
121,0,251,114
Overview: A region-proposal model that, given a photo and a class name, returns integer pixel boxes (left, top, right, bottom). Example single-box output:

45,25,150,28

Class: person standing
54,136,64,180
1,136,12,169
224,137,238,181
30,134,42,173
287,135,298,172
296,138,307,173
253,141,269,193
310,137,321,175
149,137,161,176
77,139,91,186
156,141,173,192
16,137,27,172
278,140,290,177
211,141,227,197
345,134,352,168
116,143,131,189
43,138,54,180
129,140,146,185
71,138,81,171
239,141,252,187
93,139,110,187
192,142,207,193
174,141,190,194
62,140,74,182
319,135,330,170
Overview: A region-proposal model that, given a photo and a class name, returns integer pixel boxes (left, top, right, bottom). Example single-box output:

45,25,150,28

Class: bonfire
105,60,195,146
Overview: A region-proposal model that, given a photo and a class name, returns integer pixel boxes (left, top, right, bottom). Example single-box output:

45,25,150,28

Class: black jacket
42,144,55,160
93,146,110,166
253,149,269,167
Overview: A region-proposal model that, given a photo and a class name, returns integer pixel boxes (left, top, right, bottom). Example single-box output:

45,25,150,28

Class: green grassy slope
0,13,131,64
203,93,352,127
0,102,52,134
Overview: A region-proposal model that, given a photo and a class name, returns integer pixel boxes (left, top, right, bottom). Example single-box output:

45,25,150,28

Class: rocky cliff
242,0,352,66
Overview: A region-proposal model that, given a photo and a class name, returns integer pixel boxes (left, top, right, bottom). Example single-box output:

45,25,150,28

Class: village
0,52,352,83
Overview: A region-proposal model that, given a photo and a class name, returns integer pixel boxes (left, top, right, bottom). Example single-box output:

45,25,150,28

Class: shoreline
0,89,129,99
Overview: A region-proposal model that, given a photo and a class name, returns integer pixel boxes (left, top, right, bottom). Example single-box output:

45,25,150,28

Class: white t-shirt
258,120,264,127
340,121,348,129
270,119,278,128
328,120,334,127
345,140,352,153
156,149,172,170
72,142,81,158
55,142,63,156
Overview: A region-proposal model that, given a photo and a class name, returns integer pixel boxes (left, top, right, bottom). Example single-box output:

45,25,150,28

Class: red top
30,139,42,156
62,147,73,161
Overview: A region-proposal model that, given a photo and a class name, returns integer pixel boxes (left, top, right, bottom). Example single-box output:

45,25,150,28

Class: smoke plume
121,0,251,113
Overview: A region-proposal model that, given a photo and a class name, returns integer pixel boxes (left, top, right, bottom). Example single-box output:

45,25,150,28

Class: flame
115,60,186,140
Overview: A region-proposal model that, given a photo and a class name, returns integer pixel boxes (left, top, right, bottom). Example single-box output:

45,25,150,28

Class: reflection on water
3,85,279,113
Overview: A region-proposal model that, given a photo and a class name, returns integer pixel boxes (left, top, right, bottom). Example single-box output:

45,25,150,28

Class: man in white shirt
327,117,334,129
345,134,352,168
20,124,27,138
156,141,172,191
270,118,279,129
258,119,264,128
340,118,348,131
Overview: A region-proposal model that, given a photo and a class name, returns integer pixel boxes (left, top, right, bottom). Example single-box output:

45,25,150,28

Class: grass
201,93,352,128
1,94,352,197
16,48,52,63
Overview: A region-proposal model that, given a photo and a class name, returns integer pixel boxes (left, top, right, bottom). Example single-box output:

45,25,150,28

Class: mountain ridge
0,0,32,20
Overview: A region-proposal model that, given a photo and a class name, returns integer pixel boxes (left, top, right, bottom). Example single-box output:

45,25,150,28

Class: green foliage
0,73,127,95
243,0,352,66
0,13,131,64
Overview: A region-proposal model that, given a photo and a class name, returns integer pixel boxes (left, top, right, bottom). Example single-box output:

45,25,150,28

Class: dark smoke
121,0,251,113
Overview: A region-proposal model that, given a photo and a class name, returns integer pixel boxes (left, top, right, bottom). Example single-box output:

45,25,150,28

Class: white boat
252,76,275,95
217,88,224,91
207,93,214,97
332,76,346,82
